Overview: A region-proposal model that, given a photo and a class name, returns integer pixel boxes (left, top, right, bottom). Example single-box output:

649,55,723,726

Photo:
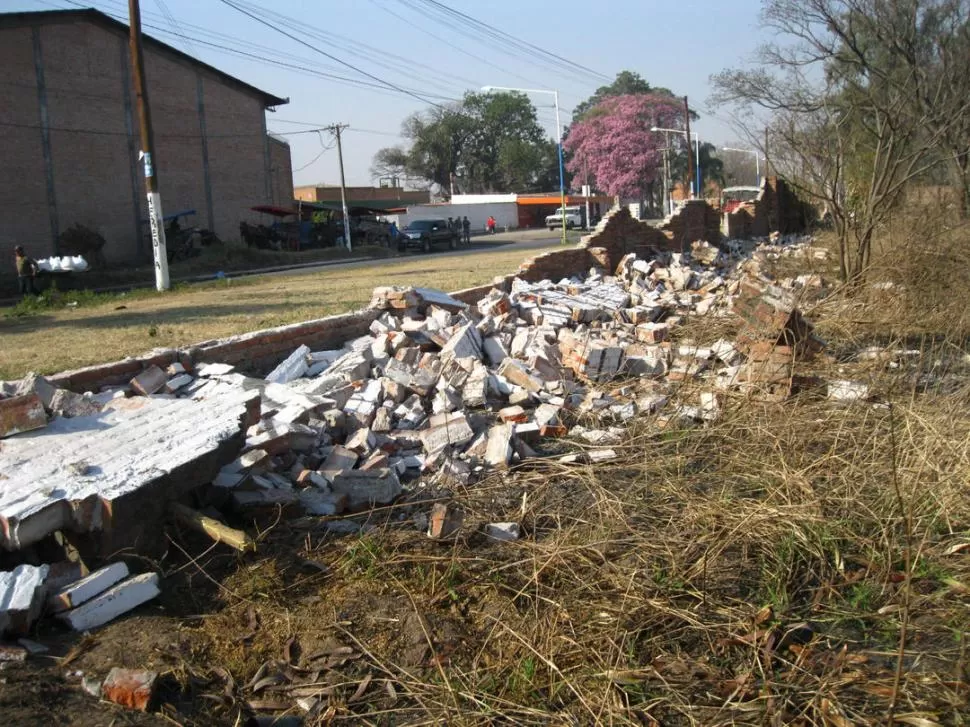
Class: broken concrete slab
59,572,160,631
0,393,47,438
498,358,544,393
485,522,520,542
0,564,49,635
15,373,57,409
440,323,482,361
484,423,514,467
48,561,129,613
49,389,103,419
0,389,259,552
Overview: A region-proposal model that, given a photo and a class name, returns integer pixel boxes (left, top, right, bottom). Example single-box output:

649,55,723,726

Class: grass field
0,244,561,379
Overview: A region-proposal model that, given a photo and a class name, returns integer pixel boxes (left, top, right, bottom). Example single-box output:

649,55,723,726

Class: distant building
0,9,292,263
295,185,430,207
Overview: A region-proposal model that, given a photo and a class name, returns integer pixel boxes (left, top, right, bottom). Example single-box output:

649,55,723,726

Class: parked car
399,219,457,252
545,205,583,230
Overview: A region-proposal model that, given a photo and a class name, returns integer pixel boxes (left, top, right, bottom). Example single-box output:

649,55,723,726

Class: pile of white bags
35,255,89,273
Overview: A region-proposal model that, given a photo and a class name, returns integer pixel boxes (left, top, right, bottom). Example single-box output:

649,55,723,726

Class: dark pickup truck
398,218,458,253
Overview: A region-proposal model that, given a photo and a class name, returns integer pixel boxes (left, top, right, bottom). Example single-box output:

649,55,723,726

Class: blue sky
11,0,768,186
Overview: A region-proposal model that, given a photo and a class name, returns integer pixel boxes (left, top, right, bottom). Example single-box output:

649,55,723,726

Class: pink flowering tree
564,94,685,198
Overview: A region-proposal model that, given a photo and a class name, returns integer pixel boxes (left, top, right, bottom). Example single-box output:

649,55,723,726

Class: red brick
101,668,158,711
0,394,47,438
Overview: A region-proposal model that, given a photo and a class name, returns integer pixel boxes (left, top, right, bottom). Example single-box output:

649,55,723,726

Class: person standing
14,246,39,296
486,215,496,234
461,216,471,245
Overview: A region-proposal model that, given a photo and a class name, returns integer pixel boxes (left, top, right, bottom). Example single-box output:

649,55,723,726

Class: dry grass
0,244,560,379
124,343,968,726
5,217,970,725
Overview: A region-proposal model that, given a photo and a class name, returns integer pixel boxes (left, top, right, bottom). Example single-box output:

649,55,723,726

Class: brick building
0,9,293,263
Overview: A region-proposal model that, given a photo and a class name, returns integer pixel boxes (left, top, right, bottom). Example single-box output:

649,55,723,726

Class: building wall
0,28,52,259
0,14,288,264
391,202,519,233
268,137,294,207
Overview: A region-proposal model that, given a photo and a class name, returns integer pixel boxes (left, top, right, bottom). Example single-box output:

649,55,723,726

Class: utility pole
684,96,694,200
128,0,169,291
329,123,351,252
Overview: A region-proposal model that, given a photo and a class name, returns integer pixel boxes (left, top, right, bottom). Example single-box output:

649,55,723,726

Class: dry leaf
754,604,773,625
895,715,943,727
819,697,853,727
944,542,970,555
347,673,372,704
862,683,895,699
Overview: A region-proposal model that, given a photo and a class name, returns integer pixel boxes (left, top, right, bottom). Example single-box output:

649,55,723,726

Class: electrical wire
153,0,196,56
214,0,453,110
369,0,545,90
404,0,608,85
49,0,465,103
293,131,335,172
229,0,482,97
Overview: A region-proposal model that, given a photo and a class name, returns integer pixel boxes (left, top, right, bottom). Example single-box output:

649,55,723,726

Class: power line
152,0,196,56
368,0,543,90
405,0,608,85
64,0,465,102
214,0,452,110
293,131,335,172
229,0,482,97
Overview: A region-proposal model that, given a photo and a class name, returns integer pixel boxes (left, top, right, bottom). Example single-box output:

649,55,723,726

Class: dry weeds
5,219,970,725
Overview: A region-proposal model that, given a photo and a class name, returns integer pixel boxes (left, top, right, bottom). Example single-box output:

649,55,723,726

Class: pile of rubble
1,237,858,661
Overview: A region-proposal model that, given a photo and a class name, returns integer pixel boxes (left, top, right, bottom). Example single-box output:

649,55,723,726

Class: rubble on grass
0,236,844,550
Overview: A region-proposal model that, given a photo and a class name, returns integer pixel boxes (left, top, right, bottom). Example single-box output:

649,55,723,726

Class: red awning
251,205,297,217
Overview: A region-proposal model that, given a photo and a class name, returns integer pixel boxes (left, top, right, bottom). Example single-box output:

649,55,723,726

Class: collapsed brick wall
43,190,807,395
49,309,380,392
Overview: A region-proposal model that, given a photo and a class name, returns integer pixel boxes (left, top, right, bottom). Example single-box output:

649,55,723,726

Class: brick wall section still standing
725,177,814,239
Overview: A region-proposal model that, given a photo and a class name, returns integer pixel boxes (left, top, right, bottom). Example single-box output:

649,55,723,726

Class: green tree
371,91,558,194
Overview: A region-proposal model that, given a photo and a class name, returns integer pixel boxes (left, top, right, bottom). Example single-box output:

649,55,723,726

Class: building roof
0,9,288,108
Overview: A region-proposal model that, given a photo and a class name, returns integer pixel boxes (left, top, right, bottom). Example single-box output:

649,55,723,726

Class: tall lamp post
721,147,763,187
651,126,700,199
483,85,567,245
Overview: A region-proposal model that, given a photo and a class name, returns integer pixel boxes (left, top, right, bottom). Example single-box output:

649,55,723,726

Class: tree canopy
712,0,970,282
371,91,558,194
564,94,685,198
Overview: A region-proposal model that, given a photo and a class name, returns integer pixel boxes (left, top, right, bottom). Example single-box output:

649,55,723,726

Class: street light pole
482,85,566,245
